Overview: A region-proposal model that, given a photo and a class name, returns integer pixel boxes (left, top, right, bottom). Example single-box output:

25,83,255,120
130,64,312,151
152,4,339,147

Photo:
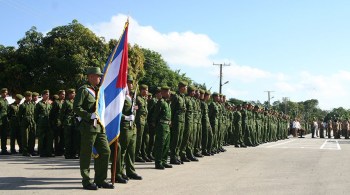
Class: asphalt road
1,134,350,195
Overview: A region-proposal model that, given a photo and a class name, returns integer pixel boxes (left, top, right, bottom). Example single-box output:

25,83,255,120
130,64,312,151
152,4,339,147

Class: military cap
86,67,103,76
161,86,170,90
53,94,59,100
212,92,219,96
199,89,205,94
67,88,75,94
32,92,39,97
24,91,32,97
15,94,24,100
188,86,196,91
170,91,176,95
41,89,49,95
205,90,211,95
0,88,8,93
58,90,65,94
178,81,188,87
140,84,148,90
155,87,161,93
127,75,133,81
148,92,153,96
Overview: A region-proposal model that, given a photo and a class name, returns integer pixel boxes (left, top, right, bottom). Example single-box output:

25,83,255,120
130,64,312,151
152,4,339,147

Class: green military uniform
233,105,245,147
18,91,36,156
180,88,195,161
208,93,220,153
117,75,142,180
152,86,172,169
61,89,79,159
135,85,149,162
8,94,23,153
0,88,9,154
146,92,159,160
200,91,212,155
170,81,187,164
73,67,111,189
35,91,53,157
50,91,64,156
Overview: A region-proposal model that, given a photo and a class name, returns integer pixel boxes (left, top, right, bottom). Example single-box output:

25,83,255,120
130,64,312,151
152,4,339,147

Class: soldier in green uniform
8,94,23,154
61,88,79,159
116,75,142,183
146,88,161,160
135,84,149,162
193,89,203,157
73,67,114,190
153,86,173,169
19,91,36,156
35,90,54,157
0,88,10,155
200,90,212,156
50,90,65,156
170,81,187,164
209,93,220,154
233,104,246,148
180,85,197,162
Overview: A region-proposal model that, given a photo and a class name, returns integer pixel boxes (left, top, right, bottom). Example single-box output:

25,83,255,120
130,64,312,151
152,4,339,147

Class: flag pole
111,138,118,185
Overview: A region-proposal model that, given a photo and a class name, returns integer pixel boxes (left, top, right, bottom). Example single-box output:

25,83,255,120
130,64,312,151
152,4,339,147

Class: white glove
124,115,135,121
91,113,97,119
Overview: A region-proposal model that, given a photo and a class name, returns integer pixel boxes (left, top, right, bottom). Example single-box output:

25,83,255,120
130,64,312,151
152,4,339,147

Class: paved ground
1,134,350,195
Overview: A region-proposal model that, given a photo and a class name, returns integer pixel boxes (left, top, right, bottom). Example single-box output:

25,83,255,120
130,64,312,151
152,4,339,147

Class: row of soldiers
0,75,291,188
111,76,291,184
0,88,79,158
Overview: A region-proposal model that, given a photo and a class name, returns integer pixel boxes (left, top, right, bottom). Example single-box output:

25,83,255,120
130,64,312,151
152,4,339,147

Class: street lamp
220,81,229,94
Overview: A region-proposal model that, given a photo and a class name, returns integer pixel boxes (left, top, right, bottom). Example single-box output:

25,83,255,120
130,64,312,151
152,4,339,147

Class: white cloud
274,70,350,110
224,63,272,83
87,14,218,67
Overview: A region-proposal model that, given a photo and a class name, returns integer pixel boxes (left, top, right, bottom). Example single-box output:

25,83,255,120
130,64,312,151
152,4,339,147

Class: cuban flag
96,20,129,150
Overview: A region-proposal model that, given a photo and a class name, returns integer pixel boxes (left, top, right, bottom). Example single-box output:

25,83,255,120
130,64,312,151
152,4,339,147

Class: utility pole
264,90,274,107
213,63,230,94
282,97,290,114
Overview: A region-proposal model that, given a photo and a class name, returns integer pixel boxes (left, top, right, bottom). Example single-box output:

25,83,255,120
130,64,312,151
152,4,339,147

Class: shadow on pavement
0,177,82,190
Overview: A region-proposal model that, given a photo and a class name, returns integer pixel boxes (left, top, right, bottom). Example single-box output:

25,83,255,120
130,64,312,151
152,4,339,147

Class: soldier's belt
159,120,171,125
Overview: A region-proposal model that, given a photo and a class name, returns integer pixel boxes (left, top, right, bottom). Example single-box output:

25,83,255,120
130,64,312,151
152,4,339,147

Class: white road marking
266,139,296,148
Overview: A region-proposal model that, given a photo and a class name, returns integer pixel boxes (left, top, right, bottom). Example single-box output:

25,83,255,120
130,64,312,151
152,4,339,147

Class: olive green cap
15,94,24,100
41,89,49,95
161,86,170,90
24,91,32,97
205,91,211,95
178,81,188,87
53,94,59,100
212,92,219,96
0,88,8,93
170,91,176,95
58,90,65,94
199,89,205,94
67,88,75,94
86,67,103,76
140,84,148,90
32,92,39,97
127,75,133,81
188,86,196,91
148,92,153,96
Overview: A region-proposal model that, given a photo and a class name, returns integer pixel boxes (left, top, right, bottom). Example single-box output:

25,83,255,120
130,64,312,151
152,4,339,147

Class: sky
1,0,350,110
